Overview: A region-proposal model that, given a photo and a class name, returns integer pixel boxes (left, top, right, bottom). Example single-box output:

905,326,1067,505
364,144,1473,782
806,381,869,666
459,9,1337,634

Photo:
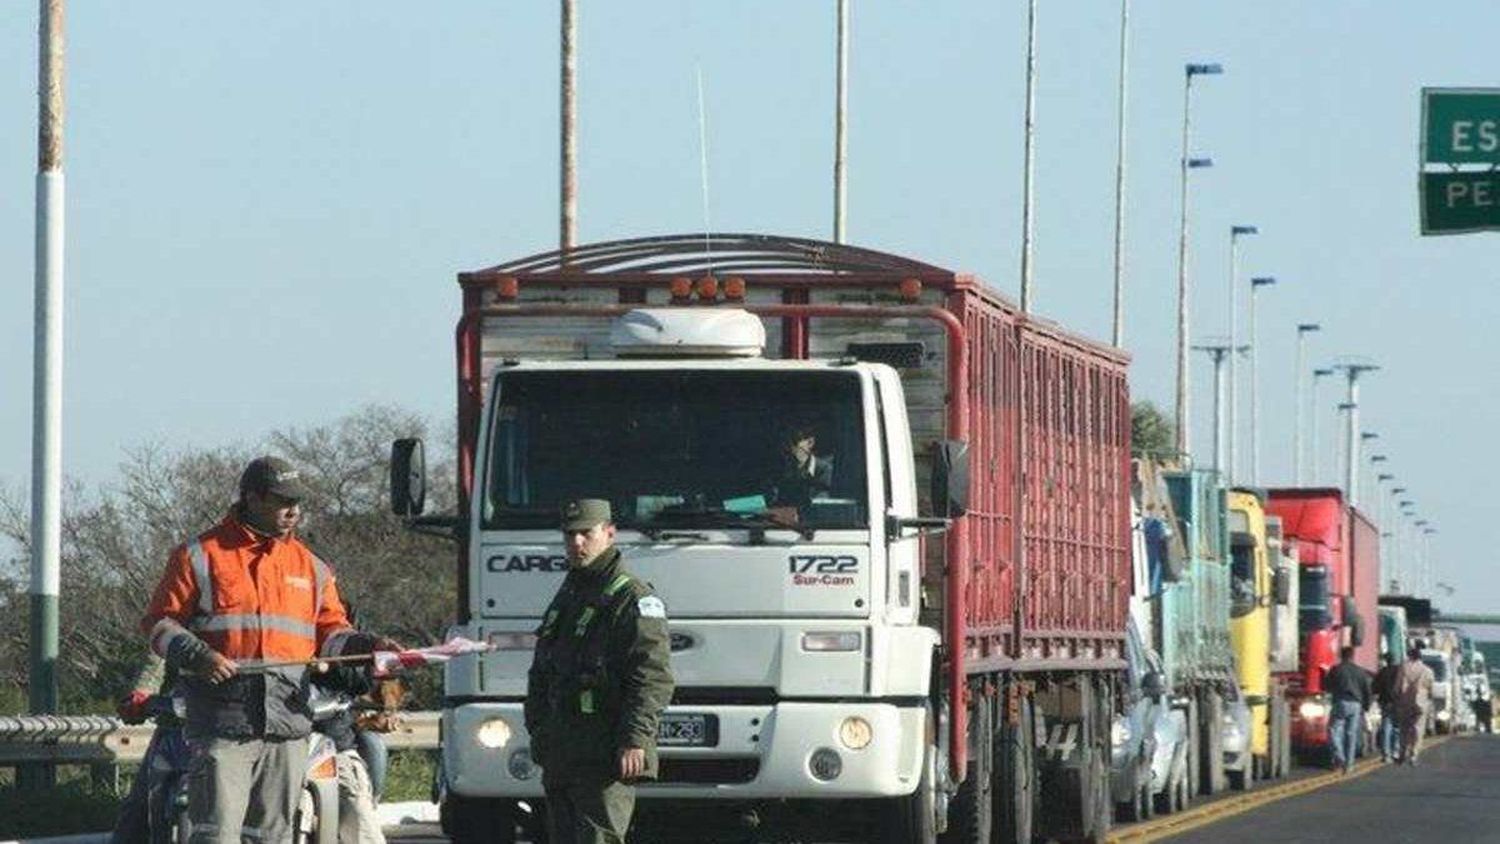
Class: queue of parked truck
385,233,1489,842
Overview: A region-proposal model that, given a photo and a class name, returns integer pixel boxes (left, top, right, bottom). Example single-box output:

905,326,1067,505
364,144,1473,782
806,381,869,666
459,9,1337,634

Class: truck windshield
483,369,869,531
1298,565,1332,633
1230,538,1256,618
1421,655,1450,682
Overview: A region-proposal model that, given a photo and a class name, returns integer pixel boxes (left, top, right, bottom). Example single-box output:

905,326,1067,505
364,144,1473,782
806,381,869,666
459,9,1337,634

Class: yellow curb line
1107,735,1455,843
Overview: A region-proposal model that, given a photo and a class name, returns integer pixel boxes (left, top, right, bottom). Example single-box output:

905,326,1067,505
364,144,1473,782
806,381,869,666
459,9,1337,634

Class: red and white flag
373,636,494,677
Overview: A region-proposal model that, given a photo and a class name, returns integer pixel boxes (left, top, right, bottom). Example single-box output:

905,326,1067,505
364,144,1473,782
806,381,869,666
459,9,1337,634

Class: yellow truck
1226,490,1296,787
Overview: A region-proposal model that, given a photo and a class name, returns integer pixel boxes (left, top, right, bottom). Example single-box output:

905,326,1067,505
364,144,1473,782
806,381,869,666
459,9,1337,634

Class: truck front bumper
443,700,927,800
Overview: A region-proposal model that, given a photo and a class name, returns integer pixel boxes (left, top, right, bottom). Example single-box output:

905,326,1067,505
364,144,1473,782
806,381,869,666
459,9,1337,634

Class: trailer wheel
944,692,994,843
995,693,1035,844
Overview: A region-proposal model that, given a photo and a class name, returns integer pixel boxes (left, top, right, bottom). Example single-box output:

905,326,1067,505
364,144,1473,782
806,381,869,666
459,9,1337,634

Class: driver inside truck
766,421,834,519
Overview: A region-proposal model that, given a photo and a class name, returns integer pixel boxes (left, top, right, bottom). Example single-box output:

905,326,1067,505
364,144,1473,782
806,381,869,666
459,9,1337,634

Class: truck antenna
696,64,714,273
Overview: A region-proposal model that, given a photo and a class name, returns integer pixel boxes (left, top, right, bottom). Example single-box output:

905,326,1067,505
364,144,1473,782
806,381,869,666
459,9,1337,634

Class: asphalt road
1170,735,1500,843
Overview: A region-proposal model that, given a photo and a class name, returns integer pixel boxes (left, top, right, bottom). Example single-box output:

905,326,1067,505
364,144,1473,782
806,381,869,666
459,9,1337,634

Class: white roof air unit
610,308,766,358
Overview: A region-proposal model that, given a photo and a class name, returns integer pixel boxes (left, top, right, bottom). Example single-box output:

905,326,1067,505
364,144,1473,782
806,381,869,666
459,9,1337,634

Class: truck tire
441,795,519,844
1278,699,1293,778
995,692,1035,844
943,692,994,844
1199,691,1225,796
883,738,938,844
1083,678,1114,843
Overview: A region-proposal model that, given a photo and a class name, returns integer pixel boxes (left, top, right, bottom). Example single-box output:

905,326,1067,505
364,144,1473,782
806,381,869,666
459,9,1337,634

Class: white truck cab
405,309,952,839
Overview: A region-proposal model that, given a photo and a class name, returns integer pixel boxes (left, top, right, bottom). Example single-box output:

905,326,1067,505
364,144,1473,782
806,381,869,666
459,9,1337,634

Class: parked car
1114,618,1191,819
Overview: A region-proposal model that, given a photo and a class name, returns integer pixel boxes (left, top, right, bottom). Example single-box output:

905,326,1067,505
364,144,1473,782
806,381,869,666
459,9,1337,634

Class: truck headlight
1111,715,1132,748
809,747,843,781
1437,710,1452,722
1298,701,1328,720
476,717,513,749
508,748,537,780
839,716,873,750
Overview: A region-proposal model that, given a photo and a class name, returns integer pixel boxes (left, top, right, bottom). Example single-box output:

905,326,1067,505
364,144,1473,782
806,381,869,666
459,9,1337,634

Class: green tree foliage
1131,400,1177,462
0,405,456,714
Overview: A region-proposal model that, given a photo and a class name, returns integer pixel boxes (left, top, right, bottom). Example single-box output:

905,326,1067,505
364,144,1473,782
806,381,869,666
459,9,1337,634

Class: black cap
240,456,311,502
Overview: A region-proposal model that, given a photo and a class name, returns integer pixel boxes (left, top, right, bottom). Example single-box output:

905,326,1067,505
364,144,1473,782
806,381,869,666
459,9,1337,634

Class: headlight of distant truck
1111,715,1132,748
1437,709,1452,722
476,717,513,749
1298,701,1328,720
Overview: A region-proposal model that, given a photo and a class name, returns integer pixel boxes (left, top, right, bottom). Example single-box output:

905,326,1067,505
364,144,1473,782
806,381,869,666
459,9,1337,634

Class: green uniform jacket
525,547,675,785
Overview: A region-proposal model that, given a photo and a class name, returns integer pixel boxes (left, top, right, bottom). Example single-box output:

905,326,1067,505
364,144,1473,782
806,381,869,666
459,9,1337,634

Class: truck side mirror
930,440,970,519
390,438,427,517
1143,670,1166,700
1273,569,1292,606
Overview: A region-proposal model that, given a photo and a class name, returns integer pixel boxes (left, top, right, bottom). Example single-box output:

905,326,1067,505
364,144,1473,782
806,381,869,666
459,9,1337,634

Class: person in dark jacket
1372,654,1403,762
1325,646,1373,773
526,499,675,844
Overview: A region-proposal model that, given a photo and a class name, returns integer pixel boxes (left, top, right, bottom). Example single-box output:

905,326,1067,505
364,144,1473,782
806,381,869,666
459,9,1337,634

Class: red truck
398,234,1131,843
1265,488,1379,756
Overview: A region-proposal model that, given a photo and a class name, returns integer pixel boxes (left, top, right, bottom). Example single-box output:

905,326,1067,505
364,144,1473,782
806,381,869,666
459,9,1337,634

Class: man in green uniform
525,499,675,844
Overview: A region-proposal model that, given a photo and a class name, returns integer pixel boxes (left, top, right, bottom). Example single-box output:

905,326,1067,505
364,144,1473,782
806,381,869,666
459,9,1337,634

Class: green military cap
560,498,612,531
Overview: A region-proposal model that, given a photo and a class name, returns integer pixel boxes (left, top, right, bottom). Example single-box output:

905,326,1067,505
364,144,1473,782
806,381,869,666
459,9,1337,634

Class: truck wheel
943,692,994,844
1199,692,1225,796
1278,700,1293,778
883,739,938,844
441,795,519,844
995,693,1035,844
1184,697,1200,800
1083,679,1113,843
1228,759,1253,791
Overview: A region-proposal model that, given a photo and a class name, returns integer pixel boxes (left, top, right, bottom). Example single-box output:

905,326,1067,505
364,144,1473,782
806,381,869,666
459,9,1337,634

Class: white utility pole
1293,323,1321,484
1174,63,1221,457
1195,342,1244,477
1336,363,1378,507
1248,276,1277,484
1019,0,1038,312
1226,225,1257,482
1111,0,1130,346
27,0,66,791
560,0,578,251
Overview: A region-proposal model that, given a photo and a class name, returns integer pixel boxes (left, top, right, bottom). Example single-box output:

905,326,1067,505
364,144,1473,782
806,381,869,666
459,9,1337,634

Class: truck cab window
484,369,869,531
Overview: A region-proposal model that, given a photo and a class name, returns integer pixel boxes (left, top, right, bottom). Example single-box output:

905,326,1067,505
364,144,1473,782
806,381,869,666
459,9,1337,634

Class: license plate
658,713,718,747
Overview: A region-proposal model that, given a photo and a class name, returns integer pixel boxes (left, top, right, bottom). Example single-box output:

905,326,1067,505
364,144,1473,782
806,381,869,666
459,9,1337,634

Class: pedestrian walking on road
1394,645,1436,765
1373,653,1403,763
526,499,675,844
142,456,402,844
1325,646,1372,774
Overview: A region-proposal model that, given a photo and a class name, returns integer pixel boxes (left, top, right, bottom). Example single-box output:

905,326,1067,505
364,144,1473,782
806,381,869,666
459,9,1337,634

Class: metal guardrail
0,711,439,766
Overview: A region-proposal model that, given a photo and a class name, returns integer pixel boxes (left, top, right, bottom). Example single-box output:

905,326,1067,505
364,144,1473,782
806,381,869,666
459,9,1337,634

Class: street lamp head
1187,157,1214,168
1231,225,1259,236
1298,322,1322,333
1392,487,1408,495
1361,431,1379,441
1377,473,1395,481
1187,62,1225,76
1314,367,1335,377
1399,500,1415,508
1370,454,1388,463
1251,276,1277,287
1424,528,1438,535
1415,520,1429,527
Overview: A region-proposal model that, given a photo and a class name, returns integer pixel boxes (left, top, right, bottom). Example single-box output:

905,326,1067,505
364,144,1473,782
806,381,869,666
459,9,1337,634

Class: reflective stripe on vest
192,613,317,639
188,541,213,615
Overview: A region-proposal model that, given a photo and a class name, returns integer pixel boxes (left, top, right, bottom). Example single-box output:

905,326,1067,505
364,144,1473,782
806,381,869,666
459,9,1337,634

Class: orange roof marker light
669,276,693,302
695,274,719,302
898,277,923,302
495,275,520,300
723,276,747,301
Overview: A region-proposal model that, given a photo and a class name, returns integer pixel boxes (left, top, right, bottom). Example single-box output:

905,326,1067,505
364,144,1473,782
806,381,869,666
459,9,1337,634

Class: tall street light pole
1310,367,1334,485
1111,0,1131,346
27,0,66,792
1174,62,1222,459
833,0,849,243
1226,225,1257,482
1019,0,1038,312
560,0,578,252
1335,362,1378,508
1248,276,1277,484
1421,526,1438,602
1375,470,1394,589
1293,323,1321,484
1194,341,1243,476
1359,432,1379,505
1390,485,1408,589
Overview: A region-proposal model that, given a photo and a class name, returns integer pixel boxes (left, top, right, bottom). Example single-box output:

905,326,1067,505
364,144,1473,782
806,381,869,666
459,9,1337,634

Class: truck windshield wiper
637,508,815,542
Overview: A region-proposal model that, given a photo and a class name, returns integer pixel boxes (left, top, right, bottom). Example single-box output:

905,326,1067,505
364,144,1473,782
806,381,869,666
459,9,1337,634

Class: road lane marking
1108,736,1456,843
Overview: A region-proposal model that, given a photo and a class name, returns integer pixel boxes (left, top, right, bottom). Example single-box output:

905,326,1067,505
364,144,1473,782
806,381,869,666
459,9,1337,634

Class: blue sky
1,3,1494,610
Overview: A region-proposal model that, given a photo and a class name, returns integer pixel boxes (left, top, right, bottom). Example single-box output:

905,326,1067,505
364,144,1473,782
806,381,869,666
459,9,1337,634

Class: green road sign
1423,88,1500,165
1421,171,1500,235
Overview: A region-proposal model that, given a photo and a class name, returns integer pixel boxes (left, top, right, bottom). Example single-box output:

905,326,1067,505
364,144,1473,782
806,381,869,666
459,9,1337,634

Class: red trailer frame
452,234,1131,779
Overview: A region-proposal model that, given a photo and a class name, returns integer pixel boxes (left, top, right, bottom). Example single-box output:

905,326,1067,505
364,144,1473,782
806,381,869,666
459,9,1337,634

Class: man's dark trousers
545,779,634,844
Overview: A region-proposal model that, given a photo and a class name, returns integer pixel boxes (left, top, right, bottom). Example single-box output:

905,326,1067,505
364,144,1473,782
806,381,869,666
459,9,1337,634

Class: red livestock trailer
433,234,1130,842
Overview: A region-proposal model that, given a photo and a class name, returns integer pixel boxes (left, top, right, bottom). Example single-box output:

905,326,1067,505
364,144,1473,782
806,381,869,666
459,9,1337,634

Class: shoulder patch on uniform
637,595,666,619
